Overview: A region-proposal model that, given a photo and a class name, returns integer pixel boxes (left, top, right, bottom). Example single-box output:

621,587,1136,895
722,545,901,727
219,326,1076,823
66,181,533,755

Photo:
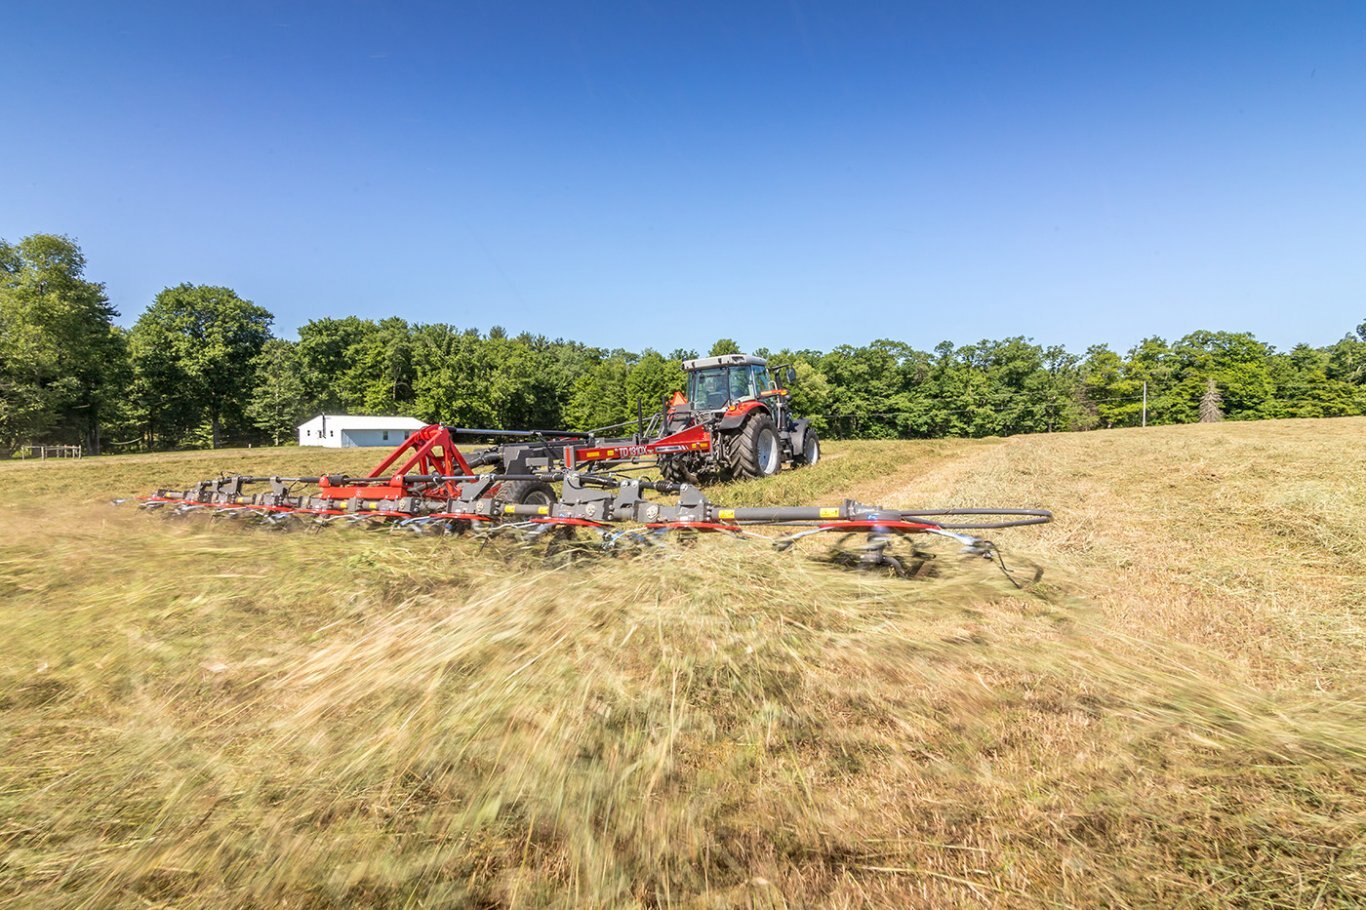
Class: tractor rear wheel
729,413,782,479
496,479,557,507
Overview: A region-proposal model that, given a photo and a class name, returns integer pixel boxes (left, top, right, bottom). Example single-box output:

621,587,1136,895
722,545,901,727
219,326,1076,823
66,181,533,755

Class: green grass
1,423,1363,908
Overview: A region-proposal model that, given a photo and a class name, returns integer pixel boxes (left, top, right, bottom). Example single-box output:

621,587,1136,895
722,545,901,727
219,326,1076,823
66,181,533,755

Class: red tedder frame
570,422,712,464
316,424,473,503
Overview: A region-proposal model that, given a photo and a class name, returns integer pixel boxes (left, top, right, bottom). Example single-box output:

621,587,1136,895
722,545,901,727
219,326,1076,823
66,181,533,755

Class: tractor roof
681,353,767,371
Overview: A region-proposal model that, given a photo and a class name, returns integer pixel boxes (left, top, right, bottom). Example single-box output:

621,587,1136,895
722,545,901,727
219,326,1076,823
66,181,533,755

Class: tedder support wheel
796,429,820,466
496,479,557,506
730,413,782,479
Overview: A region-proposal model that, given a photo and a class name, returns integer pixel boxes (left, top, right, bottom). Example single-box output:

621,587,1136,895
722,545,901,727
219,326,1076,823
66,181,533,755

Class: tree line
3,233,1364,454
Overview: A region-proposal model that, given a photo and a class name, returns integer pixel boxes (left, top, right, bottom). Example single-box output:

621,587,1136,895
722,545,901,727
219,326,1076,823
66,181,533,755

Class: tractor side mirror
785,367,797,386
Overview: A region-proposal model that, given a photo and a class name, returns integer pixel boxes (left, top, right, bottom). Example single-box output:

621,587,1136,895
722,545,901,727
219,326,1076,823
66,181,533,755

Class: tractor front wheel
728,413,782,479
795,429,820,466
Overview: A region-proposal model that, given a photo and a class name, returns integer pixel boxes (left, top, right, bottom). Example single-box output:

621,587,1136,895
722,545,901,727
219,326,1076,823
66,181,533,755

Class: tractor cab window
689,368,731,409
688,366,758,408
687,364,767,408
729,367,755,401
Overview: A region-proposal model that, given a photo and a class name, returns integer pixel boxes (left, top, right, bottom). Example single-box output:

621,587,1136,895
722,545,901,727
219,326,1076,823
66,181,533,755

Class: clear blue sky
3,1,1363,355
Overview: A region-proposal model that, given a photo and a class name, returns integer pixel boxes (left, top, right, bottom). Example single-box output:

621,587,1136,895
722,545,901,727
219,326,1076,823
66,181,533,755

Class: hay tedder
137,421,1053,580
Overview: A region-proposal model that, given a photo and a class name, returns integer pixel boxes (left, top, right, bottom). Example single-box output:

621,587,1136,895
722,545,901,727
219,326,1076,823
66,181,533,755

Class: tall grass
1,421,1363,908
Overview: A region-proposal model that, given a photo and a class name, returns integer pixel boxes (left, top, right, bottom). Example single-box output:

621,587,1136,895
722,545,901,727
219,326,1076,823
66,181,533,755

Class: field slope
1,419,1363,909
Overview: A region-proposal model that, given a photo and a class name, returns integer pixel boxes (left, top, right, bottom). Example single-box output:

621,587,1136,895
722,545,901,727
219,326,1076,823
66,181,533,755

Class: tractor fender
718,399,768,431
785,418,811,454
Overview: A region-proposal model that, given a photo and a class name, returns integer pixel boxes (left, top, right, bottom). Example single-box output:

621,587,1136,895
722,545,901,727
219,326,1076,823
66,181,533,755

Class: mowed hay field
0,420,1362,909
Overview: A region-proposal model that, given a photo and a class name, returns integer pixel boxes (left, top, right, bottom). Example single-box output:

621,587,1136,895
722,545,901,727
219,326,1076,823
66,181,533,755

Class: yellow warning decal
819,507,840,519
718,509,735,520
537,505,549,515
504,504,517,514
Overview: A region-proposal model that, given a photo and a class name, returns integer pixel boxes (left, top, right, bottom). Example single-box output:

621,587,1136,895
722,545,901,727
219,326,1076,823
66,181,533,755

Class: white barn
298,415,427,448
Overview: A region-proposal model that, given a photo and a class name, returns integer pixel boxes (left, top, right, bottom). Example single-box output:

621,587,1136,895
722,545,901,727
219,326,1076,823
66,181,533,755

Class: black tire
657,454,699,485
794,429,820,467
728,413,782,479
495,479,557,506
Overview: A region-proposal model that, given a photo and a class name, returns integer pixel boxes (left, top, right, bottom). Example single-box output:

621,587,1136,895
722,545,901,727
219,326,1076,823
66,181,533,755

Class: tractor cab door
751,364,787,428
728,367,758,403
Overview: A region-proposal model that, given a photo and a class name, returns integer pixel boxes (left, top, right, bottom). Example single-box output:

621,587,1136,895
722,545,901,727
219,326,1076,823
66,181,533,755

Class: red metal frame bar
318,424,472,502
573,422,712,462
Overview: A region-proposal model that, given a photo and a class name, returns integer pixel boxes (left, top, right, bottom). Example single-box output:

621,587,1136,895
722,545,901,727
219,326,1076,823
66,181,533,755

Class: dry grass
0,422,1362,908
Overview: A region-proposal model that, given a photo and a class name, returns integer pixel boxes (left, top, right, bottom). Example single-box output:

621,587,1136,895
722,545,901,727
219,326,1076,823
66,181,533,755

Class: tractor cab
681,354,788,414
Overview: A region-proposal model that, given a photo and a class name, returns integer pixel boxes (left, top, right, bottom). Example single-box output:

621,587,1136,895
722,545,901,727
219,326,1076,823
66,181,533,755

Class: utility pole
1142,381,1148,428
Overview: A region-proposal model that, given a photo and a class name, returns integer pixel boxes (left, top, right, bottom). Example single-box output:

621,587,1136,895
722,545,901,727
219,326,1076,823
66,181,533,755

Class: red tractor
655,353,820,484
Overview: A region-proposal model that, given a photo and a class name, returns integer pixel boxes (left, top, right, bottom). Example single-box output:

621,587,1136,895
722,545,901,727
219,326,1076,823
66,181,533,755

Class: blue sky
2,1,1363,355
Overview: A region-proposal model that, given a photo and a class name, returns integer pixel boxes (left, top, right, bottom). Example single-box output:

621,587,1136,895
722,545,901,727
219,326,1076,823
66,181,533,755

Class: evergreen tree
1199,379,1224,423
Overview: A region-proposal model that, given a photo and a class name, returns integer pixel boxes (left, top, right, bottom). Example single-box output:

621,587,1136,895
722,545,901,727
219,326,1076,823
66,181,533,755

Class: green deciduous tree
336,317,416,415
0,234,124,453
1170,331,1276,420
1081,345,1143,428
295,316,374,414
129,284,272,448
565,356,630,431
819,343,910,439
410,325,500,427
483,335,562,429
624,350,685,424
246,339,310,445
1325,321,1366,387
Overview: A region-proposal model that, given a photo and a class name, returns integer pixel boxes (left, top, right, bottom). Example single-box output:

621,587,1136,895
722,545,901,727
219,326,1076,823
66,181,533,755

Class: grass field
1,419,1363,908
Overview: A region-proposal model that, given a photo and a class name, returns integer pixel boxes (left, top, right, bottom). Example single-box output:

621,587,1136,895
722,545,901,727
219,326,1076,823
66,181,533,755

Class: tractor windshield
687,367,758,410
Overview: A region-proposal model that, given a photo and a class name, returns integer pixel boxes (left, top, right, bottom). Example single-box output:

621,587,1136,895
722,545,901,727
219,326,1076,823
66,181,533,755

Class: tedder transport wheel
496,479,558,506
796,429,820,466
729,413,782,479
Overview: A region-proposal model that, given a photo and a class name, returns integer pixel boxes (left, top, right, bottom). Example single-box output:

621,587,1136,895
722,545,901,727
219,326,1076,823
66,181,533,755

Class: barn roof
298,415,427,431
